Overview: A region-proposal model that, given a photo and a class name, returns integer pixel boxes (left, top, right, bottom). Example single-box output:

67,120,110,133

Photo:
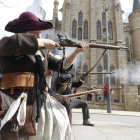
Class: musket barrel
88,43,128,50
76,72,112,75
89,72,112,74
63,89,101,98
60,43,128,50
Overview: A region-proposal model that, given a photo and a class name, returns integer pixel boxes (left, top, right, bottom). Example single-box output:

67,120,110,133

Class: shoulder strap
57,78,71,95
57,85,68,95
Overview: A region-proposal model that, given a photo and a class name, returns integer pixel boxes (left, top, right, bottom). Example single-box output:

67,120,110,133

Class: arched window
128,70,132,83
104,74,107,85
72,19,77,38
125,37,129,48
84,20,88,39
102,12,106,26
76,54,82,69
130,45,133,60
108,21,113,40
97,65,102,83
103,28,107,41
83,64,88,83
110,65,115,84
97,20,101,39
126,37,130,61
130,44,132,51
104,54,108,70
78,27,82,40
78,11,83,25
127,50,131,62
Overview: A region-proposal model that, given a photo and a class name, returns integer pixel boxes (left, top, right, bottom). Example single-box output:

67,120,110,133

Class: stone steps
87,102,125,111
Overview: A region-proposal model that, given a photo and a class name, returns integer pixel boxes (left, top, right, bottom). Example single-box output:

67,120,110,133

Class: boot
83,119,94,126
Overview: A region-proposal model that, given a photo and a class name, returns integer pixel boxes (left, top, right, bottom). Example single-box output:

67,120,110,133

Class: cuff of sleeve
63,57,73,70
80,79,84,83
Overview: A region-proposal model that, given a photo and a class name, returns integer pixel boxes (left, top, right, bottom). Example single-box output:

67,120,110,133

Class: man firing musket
54,72,94,126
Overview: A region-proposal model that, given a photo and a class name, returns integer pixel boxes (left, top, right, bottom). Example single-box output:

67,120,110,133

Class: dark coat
0,33,66,103
54,74,83,95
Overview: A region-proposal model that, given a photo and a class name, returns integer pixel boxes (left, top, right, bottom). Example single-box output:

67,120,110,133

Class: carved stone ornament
115,3,120,11
66,2,71,9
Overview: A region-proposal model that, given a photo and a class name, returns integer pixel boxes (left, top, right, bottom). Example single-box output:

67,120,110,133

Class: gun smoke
111,61,140,85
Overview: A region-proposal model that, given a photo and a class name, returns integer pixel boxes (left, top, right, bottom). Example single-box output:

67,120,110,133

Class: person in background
103,85,113,102
93,87,101,102
54,73,94,126
74,87,78,94
87,85,93,101
74,87,81,100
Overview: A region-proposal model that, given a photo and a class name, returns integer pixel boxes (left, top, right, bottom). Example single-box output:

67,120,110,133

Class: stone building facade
27,0,140,111
57,0,140,111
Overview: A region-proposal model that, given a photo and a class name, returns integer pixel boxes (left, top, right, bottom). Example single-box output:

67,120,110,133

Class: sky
0,0,133,39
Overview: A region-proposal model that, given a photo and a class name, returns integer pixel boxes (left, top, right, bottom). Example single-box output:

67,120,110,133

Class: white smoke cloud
113,61,140,85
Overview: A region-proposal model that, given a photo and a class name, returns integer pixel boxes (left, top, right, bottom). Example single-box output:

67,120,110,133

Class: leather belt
1,72,36,94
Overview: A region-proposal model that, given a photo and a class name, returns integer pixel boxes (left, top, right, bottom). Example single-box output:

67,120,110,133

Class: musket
57,34,128,50
76,72,112,75
63,89,101,98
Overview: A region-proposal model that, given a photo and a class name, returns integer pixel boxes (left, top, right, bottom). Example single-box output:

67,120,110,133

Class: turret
129,0,140,61
53,0,59,27
133,0,140,12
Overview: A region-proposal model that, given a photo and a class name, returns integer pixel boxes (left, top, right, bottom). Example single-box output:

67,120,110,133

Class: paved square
71,110,140,140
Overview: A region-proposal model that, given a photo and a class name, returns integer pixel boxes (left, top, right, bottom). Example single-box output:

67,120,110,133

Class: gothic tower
53,0,59,27
129,0,140,61
26,0,46,20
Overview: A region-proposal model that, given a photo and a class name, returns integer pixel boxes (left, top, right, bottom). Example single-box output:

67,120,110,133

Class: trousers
70,98,90,120
87,94,92,101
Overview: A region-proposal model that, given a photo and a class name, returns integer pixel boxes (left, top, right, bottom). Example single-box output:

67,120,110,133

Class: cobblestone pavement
71,112,140,140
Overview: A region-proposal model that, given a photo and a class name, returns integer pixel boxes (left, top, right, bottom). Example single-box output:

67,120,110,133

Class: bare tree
0,0,18,8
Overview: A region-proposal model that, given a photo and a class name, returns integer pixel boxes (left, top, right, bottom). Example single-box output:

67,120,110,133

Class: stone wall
121,85,139,111
88,102,125,111
60,0,140,111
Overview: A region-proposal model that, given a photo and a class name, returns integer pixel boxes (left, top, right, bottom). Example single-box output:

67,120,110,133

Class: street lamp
103,3,112,113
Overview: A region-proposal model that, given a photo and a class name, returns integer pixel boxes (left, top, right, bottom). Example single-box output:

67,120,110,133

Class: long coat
0,33,72,139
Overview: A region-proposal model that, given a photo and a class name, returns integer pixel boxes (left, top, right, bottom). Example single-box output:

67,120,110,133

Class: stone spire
133,0,140,12
53,0,59,27
32,0,42,7
26,0,45,20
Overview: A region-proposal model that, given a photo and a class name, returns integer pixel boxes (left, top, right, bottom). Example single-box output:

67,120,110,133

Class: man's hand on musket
66,43,89,63
75,43,89,53
38,39,61,50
